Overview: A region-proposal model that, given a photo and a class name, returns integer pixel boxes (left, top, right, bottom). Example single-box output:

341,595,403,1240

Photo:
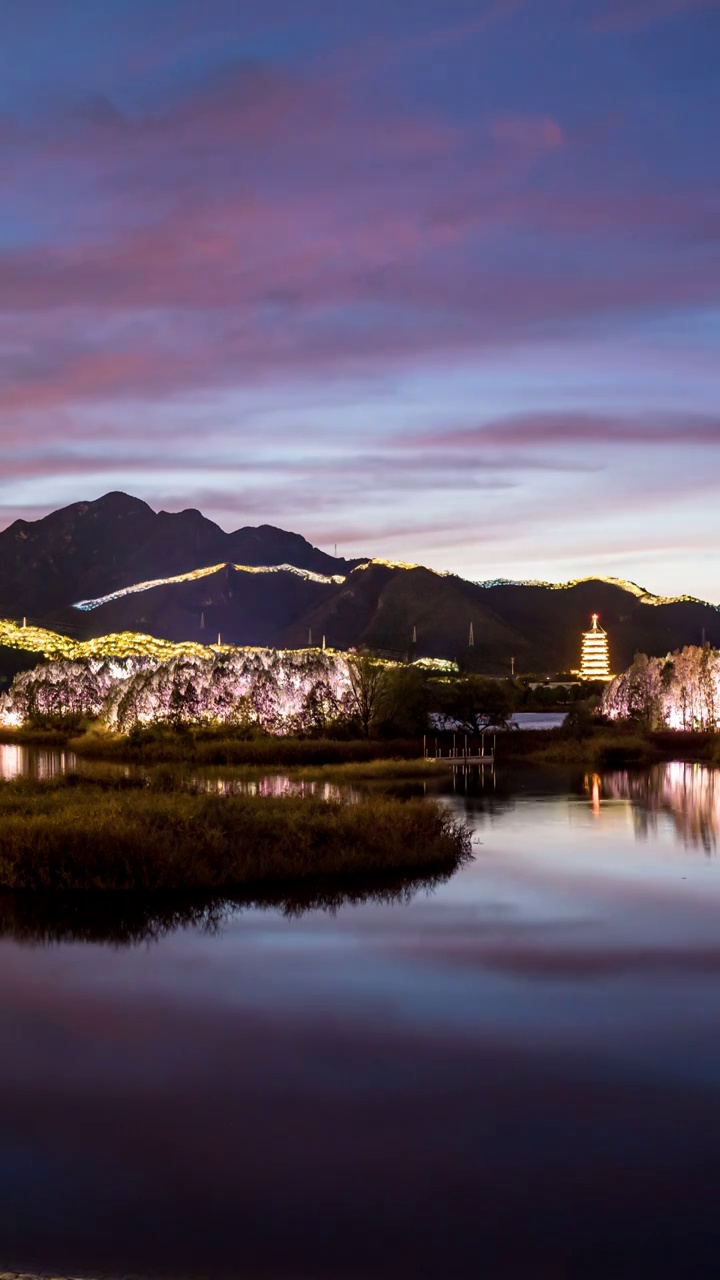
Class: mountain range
1,491,718,676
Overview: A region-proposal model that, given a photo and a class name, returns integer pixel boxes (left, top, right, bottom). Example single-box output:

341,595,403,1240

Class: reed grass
135,757,444,785
528,733,661,767
0,777,470,893
63,727,426,767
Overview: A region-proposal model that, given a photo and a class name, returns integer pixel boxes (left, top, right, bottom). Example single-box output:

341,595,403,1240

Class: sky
0,0,719,597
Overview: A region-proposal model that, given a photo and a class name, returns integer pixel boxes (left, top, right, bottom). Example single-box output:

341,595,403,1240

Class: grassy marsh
495,724,716,768
0,775,470,893
66,727,426,767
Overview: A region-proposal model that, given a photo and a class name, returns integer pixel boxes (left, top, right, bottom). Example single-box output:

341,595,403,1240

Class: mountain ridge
0,491,362,621
1,492,719,673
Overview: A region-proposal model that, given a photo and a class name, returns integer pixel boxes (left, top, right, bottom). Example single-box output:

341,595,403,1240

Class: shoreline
1,723,718,773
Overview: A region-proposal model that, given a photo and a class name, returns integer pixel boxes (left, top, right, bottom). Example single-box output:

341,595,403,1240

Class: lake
2,755,720,1277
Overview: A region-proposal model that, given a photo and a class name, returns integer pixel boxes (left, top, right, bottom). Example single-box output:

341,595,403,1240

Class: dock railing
422,731,496,766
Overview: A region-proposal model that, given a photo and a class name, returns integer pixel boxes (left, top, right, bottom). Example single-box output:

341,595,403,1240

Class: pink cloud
413,411,720,452
0,228,716,425
0,43,715,444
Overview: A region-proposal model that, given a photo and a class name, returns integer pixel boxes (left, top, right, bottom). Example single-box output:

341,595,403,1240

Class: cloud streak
0,0,718,599
416,412,720,452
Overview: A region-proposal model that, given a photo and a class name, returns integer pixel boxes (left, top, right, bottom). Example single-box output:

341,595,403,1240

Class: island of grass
0,776,470,893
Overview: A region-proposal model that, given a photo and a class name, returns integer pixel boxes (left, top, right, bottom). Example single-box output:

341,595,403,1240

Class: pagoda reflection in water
586,762,720,853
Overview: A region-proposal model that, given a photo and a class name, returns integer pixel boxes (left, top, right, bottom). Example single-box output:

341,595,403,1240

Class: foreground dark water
3,757,720,1277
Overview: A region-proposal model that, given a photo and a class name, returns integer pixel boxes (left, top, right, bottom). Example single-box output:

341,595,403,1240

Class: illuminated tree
603,645,720,732
296,678,342,735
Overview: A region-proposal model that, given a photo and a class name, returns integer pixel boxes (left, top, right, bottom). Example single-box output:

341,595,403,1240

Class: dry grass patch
0,777,470,893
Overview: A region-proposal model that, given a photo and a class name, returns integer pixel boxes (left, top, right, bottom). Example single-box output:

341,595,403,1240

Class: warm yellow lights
476,574,716,611
0,617,212,663
580,613,612,681
0,616,345,666
73,561,347,612
354,558,425,573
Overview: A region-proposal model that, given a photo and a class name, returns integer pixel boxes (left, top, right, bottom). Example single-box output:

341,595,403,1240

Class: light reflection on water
591,762,720,853
3,750,720,1275
0,743,353,801
5,743,720,854
0,742,76,781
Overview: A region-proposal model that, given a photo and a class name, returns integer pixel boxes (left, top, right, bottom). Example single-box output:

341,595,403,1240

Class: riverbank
1,720,718,773
0,777,470,892
0,723,427,766
495,725,718,768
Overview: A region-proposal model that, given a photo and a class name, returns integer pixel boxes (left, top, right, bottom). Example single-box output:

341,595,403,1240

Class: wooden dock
423,735,496,767
425,752,495,767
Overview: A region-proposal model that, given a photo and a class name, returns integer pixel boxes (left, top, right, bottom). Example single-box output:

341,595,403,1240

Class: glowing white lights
0,647,359,733
603,646,720,731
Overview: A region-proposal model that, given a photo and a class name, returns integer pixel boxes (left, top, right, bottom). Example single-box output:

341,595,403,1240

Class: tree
699,644,719,730
562,701,595,740
602,646,720,731
440,676,517,735
346,654,386,737
298,678,341,736
375,665,432,738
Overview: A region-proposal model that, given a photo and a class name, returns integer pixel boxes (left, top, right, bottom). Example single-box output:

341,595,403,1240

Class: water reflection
5,743,720,857
0,743,358,801
202,773,355,801
3,762,720,1278
586,762,720,853
0,742,75,781
0,867,456,947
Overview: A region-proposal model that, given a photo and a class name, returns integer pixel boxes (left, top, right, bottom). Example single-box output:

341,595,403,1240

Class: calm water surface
3,754,720,1277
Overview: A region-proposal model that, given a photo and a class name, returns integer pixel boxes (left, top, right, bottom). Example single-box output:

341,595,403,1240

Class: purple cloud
416,412,720,452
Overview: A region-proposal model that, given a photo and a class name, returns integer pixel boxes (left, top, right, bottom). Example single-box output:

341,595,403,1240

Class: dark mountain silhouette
278,563,525,660
1,492,719,674
0,491,360,621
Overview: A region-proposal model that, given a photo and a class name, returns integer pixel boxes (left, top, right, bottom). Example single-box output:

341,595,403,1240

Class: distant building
580,614,612,681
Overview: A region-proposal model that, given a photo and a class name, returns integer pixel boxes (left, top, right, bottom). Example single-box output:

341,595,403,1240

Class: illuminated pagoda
580,614,612,681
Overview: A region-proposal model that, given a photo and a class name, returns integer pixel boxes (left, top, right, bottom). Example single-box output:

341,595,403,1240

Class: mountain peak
0,491,355,619
71,491,155,520
93,490,152,510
